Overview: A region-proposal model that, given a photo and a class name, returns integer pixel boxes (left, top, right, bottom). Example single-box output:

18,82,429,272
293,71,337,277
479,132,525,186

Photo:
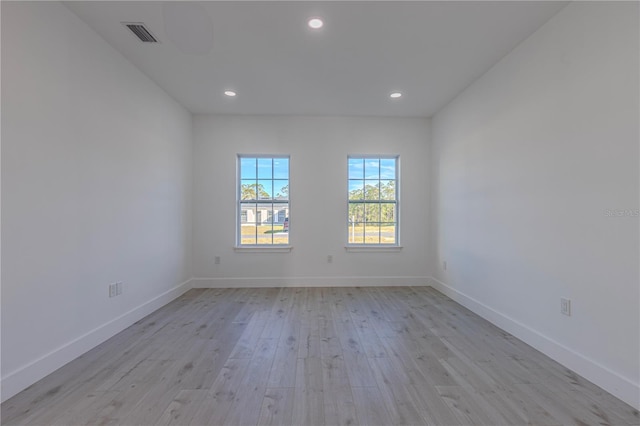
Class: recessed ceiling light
390,92,402,99
308,18,324,29
224,90,237,97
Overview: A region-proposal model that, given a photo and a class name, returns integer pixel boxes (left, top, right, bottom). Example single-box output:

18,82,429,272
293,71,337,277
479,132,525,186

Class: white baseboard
191,276,429,288
0,279,192,403
429,276,640,410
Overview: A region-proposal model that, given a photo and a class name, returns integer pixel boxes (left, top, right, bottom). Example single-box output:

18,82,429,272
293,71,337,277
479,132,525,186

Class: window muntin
348,156,398,245
238,156,289,245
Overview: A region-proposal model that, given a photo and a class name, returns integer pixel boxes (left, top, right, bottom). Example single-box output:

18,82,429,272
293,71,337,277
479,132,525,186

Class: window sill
344,245,403,253
234,246,293,253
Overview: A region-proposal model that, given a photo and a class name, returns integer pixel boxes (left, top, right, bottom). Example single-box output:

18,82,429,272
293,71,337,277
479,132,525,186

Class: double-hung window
348,156,398,245
238,156,289,245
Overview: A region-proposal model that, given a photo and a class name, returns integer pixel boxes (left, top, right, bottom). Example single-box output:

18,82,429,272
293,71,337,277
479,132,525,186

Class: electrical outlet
214,256,221,265
561,298,571,316
327,255,333,263
109,282,123,297
443,261,447,271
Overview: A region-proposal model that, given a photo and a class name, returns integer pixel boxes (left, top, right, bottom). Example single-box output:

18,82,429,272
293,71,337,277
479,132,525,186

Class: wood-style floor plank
292,357,324,426
2,286,638,426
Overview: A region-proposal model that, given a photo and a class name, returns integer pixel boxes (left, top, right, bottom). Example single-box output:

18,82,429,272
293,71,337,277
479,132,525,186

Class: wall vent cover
122,22,159,43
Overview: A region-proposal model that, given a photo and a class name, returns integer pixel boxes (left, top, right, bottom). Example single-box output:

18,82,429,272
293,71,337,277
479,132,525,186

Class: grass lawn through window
241,224,289,245
348,224,396,244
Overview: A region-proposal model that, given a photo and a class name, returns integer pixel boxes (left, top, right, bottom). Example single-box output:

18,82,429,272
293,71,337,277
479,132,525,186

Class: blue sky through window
349,157,396,181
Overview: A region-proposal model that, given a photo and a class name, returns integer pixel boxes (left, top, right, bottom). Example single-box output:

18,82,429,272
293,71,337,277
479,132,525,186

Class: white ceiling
65,1,567,117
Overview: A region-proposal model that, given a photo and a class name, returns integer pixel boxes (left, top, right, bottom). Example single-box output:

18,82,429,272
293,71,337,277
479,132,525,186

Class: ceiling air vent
122,22,159,43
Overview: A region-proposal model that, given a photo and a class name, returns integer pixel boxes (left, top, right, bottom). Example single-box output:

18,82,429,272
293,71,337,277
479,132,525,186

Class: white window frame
346,155,400,249
236,155,291,249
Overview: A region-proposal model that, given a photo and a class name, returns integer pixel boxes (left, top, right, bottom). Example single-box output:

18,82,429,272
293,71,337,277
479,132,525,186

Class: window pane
240,157,257,179
256,205,273,244
241,180,258,200
240,203,257,223
348,158,364,179
272,203,289,225
273,215,289,244
348,203,365,223
364,181,380,200
274,180,289,199
241,222,257,244
257,158,273,179
381,223,396,244
348,180,364,200
380,158,396,179
348,222,364,244
380,180,395,200
257,179,273,200
381,203,396,222
365,204,380,223
275,203,290,244
364,159,380,179
273,158,289,179
364,224,381,244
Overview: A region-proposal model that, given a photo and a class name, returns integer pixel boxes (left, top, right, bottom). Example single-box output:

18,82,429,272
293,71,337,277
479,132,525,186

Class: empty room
1,1,638,425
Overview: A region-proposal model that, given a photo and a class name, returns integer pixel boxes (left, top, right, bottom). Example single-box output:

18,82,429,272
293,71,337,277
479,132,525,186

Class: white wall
430,2,639,408
193,115,430,287
1,2,193,401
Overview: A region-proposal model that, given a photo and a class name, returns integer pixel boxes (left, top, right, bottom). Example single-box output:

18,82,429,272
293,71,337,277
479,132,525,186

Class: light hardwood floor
2,287,638,426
